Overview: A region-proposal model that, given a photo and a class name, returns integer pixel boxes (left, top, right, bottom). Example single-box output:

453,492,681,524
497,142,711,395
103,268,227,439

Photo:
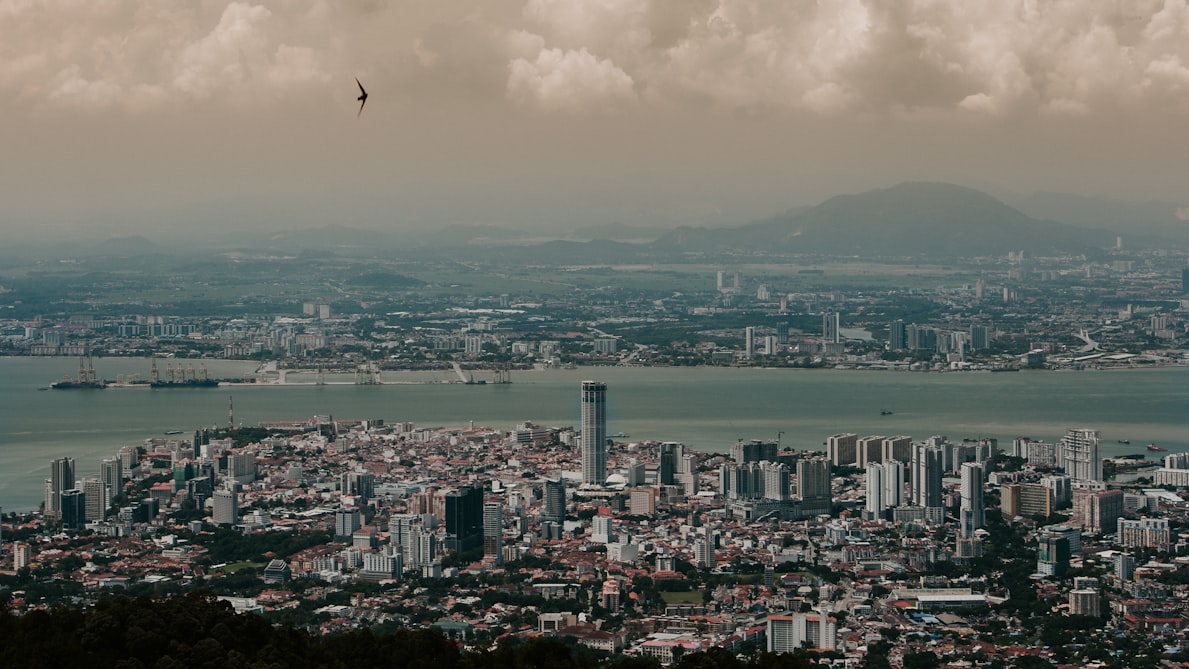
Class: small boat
1117,439,1130,444
880,410,894,416
165,430,184,435
1147,444,1167,452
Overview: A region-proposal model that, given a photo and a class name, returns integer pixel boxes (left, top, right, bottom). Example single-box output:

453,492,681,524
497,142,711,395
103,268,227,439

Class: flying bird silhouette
355,77,368,117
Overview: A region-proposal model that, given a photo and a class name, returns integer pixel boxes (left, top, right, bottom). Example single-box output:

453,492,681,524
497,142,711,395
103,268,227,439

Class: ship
1117,439,1130,444
1147,444,1167,452
50,354,106,389
880,409,894,415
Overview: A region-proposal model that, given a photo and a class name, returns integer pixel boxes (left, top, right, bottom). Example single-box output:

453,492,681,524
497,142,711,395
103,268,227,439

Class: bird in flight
355,77,368,117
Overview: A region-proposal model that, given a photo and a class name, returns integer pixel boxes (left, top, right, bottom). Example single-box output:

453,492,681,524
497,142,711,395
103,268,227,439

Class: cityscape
4,2,1189,668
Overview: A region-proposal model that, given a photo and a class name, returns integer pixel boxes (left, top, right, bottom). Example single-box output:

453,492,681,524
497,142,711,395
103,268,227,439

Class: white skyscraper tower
581,381,607,485
959,462,984,538
1057,428,1102,482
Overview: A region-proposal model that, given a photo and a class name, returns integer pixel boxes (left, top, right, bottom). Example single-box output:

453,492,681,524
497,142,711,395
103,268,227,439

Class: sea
2,356,1187,511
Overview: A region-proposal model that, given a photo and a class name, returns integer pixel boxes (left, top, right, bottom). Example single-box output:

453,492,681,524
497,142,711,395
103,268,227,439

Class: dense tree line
0,592,819,669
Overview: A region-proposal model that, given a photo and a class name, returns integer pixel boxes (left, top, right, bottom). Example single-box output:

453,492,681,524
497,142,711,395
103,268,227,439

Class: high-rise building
959,463,984,538
744,326,755,358
100,457,124,498
444,484,484,552
1114,552,1136,581
1058,429,1102,482
865,461,903,520
826,434,858,467
888,319,907,351
911,444,944,518
46,457,75,520
822,312,840,344
543,479,566,523
797,459,832,517
483,501,503,562
694,537,715,568
1037,533,1071,577
82,478,108,522
659,442,679,485
580,381,607,485
767,613,837,653
214,483,240,526
1071,488,1123,534
881,436,913,464
1001,483,1054,519
857,436,885,467
1117,518,1171,550
731,440,777,464
227,452,256,485
60,488,86,531
970,324,990,350
333,507,360,538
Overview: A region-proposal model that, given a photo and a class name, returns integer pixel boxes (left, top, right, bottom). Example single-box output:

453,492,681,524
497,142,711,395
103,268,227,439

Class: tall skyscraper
581,381,607,484
911,443,944,519
46,457,75,520
823,312,840,344
959,462,984,538
483,501,503,562
1058,429,1102,482
100,457,123,499
444,484,484,552
865,461,903,520
744,326,755,357
659,442,679,486
888,319,907,351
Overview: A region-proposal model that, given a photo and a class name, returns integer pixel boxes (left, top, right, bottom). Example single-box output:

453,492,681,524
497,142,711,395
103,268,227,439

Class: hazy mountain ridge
654,182,1108,257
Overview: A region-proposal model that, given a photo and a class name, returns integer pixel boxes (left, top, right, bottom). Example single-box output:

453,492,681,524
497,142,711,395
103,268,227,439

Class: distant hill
654,182,1105,257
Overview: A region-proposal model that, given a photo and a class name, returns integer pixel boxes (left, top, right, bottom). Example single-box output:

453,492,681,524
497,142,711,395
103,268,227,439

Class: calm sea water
2,357,1186,511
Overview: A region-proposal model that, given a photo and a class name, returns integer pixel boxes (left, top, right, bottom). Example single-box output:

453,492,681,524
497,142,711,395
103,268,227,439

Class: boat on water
880,409,894,415
1117,439,1130,444
1147,444,1167,452
50,379,107,389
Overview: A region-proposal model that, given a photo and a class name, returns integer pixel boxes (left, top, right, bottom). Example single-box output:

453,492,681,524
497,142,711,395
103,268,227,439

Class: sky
3,0,1189,241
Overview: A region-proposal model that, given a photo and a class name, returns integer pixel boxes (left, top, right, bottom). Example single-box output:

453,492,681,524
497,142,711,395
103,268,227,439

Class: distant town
2,376,1188,667
3,244,1187,381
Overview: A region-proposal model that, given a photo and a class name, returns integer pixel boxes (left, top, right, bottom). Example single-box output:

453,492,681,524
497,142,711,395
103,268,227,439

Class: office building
1058,428,1102,482
82,478,108,522
543,479,566,523
1114,553,1136,582
959,462,984,538
100,457,124,497
227,452,257,485
580,381,607,485
483,501,503,562
1069,588,1100,617
822,312,840,344
659,442,679,485
46,457,75,520
744,326,755,357
213,483,240,526
444,484,484,552
1037,533,1071,577
911,444,944,511
826,434,858,467
797,459,832,517
888,319,907,351
970,324,990,350
60,488,86,531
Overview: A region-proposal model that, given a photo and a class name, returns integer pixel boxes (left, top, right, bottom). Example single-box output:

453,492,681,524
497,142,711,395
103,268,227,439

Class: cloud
507,46,636,111
3,0,1189,118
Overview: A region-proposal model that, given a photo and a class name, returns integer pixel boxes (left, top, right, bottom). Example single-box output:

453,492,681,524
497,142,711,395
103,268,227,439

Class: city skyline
3,1,1189,242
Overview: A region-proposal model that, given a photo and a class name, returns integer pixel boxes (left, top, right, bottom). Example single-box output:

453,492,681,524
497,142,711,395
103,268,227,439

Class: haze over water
2,357,1186,512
